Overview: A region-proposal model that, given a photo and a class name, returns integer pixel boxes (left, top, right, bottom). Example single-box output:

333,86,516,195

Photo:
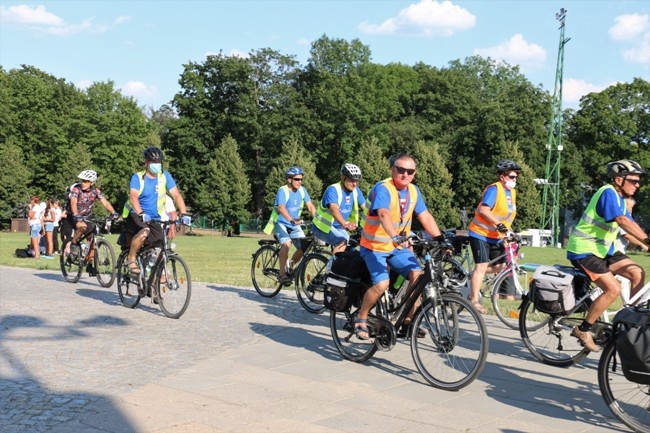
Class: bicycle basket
530,265,575,314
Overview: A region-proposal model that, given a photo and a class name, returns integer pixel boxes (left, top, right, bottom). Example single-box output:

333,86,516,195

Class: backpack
15,248,31,258
529,265,576,314
324,250,371,312
613,306,650,384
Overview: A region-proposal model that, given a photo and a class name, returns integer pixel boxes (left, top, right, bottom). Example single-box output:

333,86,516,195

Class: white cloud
296,37,311,46
562,78,609,105
474,34,546,71
114,15,131,25
608,14,649,41
0,4,109,36
120,81,159,99
358,0,475,37
75,80,93,91
609,14,650,65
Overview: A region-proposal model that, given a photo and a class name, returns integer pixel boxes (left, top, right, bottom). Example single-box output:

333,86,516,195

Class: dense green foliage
1,35,648,232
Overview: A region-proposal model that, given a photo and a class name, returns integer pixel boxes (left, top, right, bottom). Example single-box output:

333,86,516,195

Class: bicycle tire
518,297,590,367
94,239,116,287
251,245,282,297
490,266,529,330
60,240,82,283
157,254,192,319
116,250,142,308
598,341,650,433
330,306,378,362
411,294,488,390
295,253,328,314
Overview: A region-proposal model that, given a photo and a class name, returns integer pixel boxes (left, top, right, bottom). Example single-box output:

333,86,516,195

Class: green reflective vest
263,185,305,235
313,183,359,233
122,171,167,218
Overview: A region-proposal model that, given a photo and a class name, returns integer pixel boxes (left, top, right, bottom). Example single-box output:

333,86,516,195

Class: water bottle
80,242,88,258
146,247,160,274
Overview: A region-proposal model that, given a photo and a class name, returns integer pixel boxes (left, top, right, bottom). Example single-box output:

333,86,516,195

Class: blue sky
1,0,648,110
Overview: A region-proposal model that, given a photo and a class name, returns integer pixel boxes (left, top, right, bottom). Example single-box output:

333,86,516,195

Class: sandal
473,302,487,314
125,260,141,276
354,318,370,340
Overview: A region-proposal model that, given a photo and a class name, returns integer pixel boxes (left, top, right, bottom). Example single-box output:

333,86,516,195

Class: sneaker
571,326,601,352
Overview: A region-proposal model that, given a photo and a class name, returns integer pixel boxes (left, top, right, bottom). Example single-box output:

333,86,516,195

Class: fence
192,217,264,234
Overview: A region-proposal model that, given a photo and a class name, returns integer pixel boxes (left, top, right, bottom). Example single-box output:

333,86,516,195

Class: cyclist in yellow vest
312,163,366,255
354,154,445,340
123,147,190,277
265,166,316,286
567,159,649,352
467,160,520,314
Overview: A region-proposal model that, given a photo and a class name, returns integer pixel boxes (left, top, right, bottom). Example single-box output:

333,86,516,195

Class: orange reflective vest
468,181,516,240
361,180,418,252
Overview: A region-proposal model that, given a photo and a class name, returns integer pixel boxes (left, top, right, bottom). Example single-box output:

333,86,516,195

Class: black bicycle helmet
607,159,646,179
143,146,164,162
496,160,521,173
285,166,304,178
341,163,362,181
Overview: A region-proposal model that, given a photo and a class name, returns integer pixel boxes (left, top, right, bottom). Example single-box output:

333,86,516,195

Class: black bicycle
60,216,116,287
330,235,489,391
116,220,192,319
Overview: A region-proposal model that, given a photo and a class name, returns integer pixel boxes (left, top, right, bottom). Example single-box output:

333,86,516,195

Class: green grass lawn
1,231,648,287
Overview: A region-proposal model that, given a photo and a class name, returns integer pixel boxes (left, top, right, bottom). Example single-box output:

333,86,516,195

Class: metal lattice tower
539,8,570,247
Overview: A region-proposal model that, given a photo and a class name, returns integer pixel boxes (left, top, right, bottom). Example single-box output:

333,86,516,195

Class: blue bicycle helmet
285,166,304,178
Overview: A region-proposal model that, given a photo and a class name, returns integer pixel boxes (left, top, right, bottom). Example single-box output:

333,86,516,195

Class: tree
0,140,31,227
356,136,391,196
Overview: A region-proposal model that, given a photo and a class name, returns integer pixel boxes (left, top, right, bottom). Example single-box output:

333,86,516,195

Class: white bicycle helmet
78,170,98,182
341,163,362,181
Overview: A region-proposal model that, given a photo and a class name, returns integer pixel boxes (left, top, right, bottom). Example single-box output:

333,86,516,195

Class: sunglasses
625,179,641,186
507,175,518,179
292,177,303,182
394,166,416,176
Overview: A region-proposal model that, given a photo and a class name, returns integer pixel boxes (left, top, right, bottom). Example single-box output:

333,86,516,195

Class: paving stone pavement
0,265,637,433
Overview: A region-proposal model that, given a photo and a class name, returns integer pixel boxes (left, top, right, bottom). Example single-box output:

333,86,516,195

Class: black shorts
124,211,164,248
470,237,505,265
60,215,95,243
570,252,629,280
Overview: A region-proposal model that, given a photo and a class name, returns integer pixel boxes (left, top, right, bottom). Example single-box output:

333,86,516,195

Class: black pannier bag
529,265,575,314
324,250,371,312
613,307,650,384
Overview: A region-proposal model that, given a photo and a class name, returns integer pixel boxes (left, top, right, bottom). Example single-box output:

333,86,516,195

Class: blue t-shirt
368,182,427,223
321,185,366,228
129,171,177,218
275,186,311,227
469,184,514,244
567,187,629,260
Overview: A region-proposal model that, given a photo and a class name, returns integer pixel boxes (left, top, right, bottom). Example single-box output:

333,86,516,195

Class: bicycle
330,234,489,391
447,231,533,329
519,264,650,367
250,222,330,298
294,229,362,314
60,216,116,287
115,220,192,319
597,303,650,433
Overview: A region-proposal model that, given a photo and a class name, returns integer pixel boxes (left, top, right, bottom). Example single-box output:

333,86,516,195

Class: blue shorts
360,246,421,285
45,222,55,232
274,223,305,247
30,223,42,238
312,224,348,247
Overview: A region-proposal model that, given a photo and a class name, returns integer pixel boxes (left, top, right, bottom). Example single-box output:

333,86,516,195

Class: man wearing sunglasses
263,166,317,286
567,159,649,352
467,159,521,314
354,153,445,340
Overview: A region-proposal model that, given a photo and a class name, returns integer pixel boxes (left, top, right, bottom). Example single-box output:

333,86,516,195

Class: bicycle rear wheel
60,240,82,283
251,245,282,297
491,267,529,330
598,341,650,433
116,250,142,308
94,239,116,287
411,294,488,390
295,253,328,313
157,254,191,319
330,306,378,363
519,297,590,367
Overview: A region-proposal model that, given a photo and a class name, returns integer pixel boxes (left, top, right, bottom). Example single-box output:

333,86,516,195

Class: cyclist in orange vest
354,153,445,340
467,160,520,314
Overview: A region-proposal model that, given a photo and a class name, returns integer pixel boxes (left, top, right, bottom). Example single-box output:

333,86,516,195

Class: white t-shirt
53,207,62,227
160,196,177,222
29,202,46,226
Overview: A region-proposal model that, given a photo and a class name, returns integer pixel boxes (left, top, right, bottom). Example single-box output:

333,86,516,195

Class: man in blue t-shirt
312,163,366,254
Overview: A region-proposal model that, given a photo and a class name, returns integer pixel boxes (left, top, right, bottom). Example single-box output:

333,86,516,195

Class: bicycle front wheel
60,240,82,283
251,245,282,297
157,254,192,319
94,239,116,287
598,341,650,433
411,294,489,391
295,253,328,314
519,297,590,367
491,267,529,330
116,250,142,308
